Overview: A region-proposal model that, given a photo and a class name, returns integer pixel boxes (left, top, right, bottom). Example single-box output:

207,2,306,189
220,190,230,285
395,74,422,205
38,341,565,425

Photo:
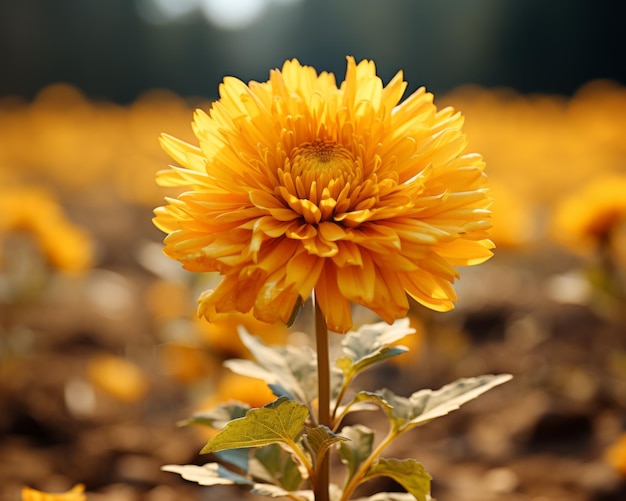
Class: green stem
314,295,330,501
339,429,398,501
331,373,352,428
285,438,315,482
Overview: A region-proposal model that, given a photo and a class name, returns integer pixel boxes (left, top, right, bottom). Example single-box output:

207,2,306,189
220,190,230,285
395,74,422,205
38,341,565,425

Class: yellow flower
86,355,148,402
195,311,289,357
201,372,276,414
489,181,535,249
154,57,493,333
0,185,93,274
22,484,86,501
551,175,626,257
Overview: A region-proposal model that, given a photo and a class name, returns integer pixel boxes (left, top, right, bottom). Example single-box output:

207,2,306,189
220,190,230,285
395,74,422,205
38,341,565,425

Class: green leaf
304,425,348,462
343,391,393,421
404,374,512,428
338,425,375,482
214,448,250,474
336,319,414,379
201,397,309,454
179,401,250,428
362,458,431,501
161,462,253,486
252,443,303,491
352,374,512,432
224,329,319,407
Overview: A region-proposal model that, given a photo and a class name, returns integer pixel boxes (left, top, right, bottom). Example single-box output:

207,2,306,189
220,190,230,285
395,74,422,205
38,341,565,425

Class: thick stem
313,295,330,501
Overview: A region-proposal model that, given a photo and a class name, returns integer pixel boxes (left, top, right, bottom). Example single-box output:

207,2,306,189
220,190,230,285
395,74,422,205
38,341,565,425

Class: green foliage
201,397,309,454
336,318,414,380
362,459,431,501
164,320,512,500
350,374,513,433
179,401,250,428
252,444,304,491
338,425,374,483
224,328,322,411
305,426,348,460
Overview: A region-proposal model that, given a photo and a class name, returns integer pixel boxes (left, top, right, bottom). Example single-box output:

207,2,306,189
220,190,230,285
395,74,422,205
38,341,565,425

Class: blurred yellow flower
0,83,205,207
488,181,535,248
154,57,493,333
443,82,626,209
158,342,217,383
87,354,148,402
550,175,626,257
201,372,276,412
22,484,86,501
0,186,93,273
145,279,192,321
195,311,289,357
389,313,426,367
604,432,626,476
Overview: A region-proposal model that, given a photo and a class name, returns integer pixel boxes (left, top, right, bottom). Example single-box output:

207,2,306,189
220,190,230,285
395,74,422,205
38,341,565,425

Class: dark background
1,0,626,104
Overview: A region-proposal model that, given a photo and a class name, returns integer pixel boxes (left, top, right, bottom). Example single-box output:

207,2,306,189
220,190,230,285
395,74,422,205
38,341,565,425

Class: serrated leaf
362,458,431,501
338,424,375,482
201,397,309,454
305,425,348,461
252,443,303,491
404,374,512,428
352,374,512,432
179,401,250,428
162,462,253,486
224,329,319,407
337,319,414,378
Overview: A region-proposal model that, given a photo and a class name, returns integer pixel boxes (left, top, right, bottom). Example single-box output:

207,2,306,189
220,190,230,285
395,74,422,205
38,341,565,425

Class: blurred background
2,1,626,500
3,0,626,101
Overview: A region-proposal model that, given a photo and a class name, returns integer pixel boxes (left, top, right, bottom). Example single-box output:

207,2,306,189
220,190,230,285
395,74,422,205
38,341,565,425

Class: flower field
1,76,626,501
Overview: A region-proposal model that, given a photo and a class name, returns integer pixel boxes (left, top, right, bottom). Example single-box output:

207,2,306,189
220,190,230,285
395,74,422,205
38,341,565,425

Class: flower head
154,57,493,333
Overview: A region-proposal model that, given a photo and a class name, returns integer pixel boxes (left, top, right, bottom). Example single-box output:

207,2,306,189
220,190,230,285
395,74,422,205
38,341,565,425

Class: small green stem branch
286,438,315,482
339,429,398,501
331,376,351,426
314,296,330,501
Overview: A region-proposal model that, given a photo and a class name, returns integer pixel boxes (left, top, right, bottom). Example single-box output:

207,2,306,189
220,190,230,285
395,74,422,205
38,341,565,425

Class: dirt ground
2,202,626,501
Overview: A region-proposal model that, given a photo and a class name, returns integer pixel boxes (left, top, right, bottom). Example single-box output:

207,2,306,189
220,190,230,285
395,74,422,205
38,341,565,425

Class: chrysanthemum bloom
154,57,493,333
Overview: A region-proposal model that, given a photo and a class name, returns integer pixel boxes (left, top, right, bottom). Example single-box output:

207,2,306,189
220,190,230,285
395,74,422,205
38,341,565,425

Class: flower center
290,141,355,187
276,140,366,225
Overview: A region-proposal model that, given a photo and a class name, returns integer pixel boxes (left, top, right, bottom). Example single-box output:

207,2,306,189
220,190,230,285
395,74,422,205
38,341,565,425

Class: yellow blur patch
201,372,276,412
605,433,626,476
87,355,148,402
158,342,216,383
22,484,86,501
389,314,426,367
